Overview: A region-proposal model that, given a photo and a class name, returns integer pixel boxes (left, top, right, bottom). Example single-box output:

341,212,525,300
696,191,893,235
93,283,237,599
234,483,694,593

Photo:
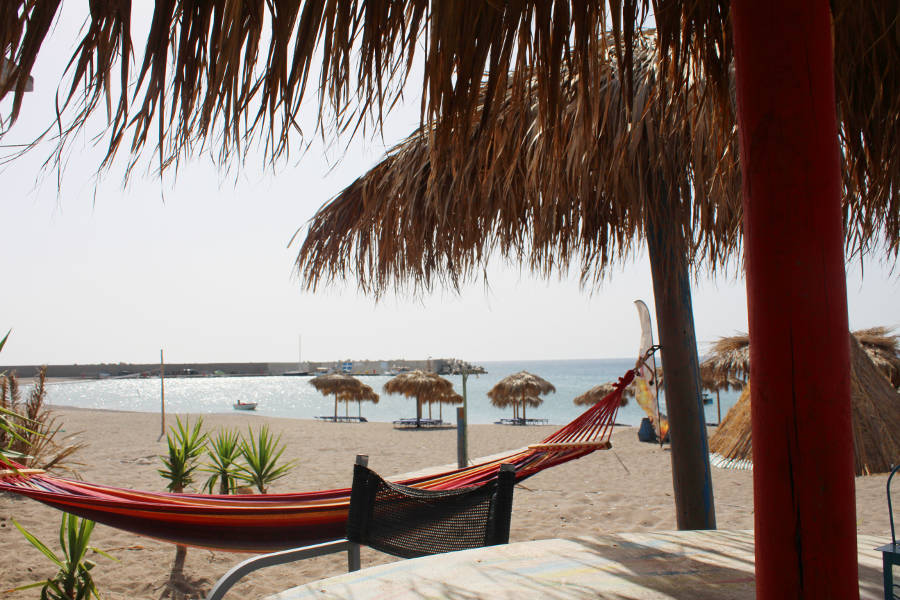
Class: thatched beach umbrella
488,372,555,423
709,335,900,476
574,383,631,407
431,389,463,421
383,370,454,427
309,373,371,422
336,384,379,420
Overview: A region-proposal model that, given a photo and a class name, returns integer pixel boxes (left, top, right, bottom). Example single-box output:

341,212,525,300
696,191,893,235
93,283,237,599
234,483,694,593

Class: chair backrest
346,463,516,559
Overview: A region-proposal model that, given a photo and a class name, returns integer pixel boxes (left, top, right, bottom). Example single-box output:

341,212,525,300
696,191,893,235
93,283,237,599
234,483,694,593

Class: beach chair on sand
877,463,900,600
206,457,516,600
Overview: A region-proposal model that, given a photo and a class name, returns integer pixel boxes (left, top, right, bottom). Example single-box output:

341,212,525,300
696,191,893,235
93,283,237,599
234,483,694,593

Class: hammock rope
0,368,635,552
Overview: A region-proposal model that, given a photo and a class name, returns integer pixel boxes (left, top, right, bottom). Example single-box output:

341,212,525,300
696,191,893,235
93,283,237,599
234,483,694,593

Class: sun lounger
494,418,549,426
392,417,448,429
315,415,368,423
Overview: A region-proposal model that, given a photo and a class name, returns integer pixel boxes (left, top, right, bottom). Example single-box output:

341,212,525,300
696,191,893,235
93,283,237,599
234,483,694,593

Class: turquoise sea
42,359,740,427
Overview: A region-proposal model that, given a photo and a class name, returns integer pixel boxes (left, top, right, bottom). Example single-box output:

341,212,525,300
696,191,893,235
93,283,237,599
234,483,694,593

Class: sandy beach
0,406,892,599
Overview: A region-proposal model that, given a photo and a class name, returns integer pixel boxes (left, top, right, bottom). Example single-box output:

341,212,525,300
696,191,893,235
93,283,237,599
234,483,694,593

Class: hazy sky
2,8,898,366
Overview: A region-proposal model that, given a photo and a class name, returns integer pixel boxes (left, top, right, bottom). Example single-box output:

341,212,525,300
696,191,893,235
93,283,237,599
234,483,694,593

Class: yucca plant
12,514,114,600
236,426,296,494
202,428,243,495
158,417,207,493
158,417,207,584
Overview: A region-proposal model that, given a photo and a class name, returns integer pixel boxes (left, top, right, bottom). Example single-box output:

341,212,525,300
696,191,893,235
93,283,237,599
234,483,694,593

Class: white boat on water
233,401,257,411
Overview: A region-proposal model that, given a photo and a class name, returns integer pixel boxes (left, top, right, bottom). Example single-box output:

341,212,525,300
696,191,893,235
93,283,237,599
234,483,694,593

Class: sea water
40,358,740,427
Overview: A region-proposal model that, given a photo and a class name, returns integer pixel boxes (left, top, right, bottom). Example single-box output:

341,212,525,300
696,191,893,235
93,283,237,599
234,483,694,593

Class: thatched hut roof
309,373,368,396
488,371,556,408
699,334,750,386
852,326,900,388
0,0,900,236
574,383,631,407
3,5,896,267
336,384,379,405
709,334,900,475
296,36,741,296
383,370,453,401
700,329,900,391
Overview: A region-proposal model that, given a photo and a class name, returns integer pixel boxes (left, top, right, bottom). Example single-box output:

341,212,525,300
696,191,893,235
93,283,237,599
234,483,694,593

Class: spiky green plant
236,426,296,494
12,514,115,600
202,428,243,494
158,417,207,493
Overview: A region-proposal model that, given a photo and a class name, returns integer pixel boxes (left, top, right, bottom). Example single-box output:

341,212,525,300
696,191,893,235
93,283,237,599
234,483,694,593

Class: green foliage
1,363,84,469
12,514,115,599
158,417,207,493
202,428,244,494
236,426,296,494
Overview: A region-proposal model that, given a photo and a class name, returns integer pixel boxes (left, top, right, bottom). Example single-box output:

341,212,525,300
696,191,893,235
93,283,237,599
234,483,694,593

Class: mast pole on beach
159,349,166,441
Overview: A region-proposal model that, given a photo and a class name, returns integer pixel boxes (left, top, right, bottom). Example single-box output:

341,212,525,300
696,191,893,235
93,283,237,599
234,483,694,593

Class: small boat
233,401,257,411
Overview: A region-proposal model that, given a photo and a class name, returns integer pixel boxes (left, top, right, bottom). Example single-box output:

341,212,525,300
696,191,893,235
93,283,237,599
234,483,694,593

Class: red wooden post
731,2,858,598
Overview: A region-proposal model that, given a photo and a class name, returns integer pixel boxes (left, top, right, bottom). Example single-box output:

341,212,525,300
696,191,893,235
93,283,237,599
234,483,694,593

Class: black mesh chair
206,459,516,600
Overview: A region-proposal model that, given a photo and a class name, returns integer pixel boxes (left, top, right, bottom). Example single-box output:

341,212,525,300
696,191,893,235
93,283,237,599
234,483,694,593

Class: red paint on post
731,2,858,598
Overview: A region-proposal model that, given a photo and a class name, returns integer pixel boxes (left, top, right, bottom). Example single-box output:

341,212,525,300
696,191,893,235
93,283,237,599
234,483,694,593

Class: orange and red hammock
0,370,633,552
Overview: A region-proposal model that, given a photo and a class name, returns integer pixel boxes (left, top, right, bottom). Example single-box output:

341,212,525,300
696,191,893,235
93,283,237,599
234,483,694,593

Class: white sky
1,7,898,366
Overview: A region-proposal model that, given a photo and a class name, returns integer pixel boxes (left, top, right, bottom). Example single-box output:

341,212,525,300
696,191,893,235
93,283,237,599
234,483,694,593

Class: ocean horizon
39,358,739,427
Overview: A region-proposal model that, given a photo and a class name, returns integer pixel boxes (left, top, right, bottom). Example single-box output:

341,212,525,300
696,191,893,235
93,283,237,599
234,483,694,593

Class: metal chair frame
877,464,900,600
206,456,515,600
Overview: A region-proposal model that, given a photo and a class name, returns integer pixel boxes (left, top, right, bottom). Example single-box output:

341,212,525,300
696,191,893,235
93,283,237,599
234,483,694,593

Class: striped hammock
0,369,633,552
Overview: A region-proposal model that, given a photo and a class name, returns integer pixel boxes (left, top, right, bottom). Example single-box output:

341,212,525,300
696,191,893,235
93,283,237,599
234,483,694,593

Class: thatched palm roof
309,372,373,420
1,4,896,253
296,36,741,295
851,326,900,388
710,335,900,475
574,383,631,407
701,329,900,390
383,370,454,423
488,371,556,405
699,334,750,387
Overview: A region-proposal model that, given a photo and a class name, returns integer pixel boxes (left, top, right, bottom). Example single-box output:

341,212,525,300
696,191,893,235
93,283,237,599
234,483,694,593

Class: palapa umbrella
709,334,900,476
488,371,555,423
383,370,454,427
309,373,372,422
336,383,379,420
574,383,631,407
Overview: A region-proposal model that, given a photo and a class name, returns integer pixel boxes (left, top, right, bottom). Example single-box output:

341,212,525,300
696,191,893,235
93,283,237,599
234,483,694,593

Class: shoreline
0,406,891,600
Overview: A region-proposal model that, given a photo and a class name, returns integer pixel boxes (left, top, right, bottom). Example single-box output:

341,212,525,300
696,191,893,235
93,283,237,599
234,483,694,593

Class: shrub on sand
202,428,244,494
12,514,114,600
236,426,296,494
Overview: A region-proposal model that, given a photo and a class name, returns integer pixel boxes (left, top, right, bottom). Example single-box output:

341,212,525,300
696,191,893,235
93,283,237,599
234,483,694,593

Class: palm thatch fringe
296,35,743,296
708,335,900,476
0,4,896,253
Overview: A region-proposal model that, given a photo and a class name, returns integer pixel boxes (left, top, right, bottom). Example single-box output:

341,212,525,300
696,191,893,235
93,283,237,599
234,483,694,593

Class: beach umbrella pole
645,194,717,531
732,1,857,597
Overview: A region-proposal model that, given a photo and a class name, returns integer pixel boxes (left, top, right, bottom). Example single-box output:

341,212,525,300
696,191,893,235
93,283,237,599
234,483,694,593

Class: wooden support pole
731,2,857,597
646,199,717,530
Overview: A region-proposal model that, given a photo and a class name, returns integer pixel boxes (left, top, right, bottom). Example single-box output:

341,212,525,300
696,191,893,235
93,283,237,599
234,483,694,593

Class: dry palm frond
296,35,743,296
2,2,895,252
